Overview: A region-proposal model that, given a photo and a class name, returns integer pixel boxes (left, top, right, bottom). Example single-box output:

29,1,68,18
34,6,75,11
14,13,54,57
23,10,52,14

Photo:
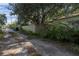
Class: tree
9,4,62,27
0,14,7,28
9,3,79,32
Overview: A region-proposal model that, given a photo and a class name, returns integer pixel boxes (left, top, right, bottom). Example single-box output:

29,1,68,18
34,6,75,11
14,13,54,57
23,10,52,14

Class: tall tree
0,14,7,25
9,4,62,24
9,3,79,32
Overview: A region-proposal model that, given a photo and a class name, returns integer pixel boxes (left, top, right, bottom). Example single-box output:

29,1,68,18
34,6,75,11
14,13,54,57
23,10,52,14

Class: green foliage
21,28,39,36
0,14,7,25
0,30,4,40
9,22,17,30
41,21,79,44
20,20,79,44
9,3,79,45
9,3,79,26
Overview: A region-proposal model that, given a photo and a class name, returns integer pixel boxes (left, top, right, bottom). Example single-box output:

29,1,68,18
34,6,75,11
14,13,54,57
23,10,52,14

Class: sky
0,3,17,24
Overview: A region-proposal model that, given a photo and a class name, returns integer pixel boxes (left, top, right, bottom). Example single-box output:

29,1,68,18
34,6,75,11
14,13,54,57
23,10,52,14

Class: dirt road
0,29,78,56
21,34,77,56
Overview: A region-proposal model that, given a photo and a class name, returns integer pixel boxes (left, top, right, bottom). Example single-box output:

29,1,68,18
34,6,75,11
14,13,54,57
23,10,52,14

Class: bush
20,21,79,44
0,30,4,40
43,22,79,43
8,22,17,30
20,28,40,37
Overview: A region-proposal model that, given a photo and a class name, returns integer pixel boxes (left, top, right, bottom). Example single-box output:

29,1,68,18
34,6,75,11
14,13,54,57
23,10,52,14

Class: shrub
44,22,77,42
20,28,40,37
20,21,79,44
8,22,17,30
0,30,4,40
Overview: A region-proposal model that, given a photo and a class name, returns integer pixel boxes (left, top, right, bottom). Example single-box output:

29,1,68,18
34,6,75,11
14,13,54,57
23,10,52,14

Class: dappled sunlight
2,47,23,56
1,3,79,56
0,29,41,56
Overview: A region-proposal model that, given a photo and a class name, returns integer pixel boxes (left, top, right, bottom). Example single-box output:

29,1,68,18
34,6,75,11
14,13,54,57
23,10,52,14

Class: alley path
0,29,78,56
21,34,77,56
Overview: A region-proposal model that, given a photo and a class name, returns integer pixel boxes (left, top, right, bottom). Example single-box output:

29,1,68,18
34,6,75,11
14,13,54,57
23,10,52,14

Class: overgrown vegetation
19,20,79,54
44,21,79,43
0,14,7,40
9,3,79,54
0,30,4,40
9,3,79,42
8,22,17,30
20,20,79,44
